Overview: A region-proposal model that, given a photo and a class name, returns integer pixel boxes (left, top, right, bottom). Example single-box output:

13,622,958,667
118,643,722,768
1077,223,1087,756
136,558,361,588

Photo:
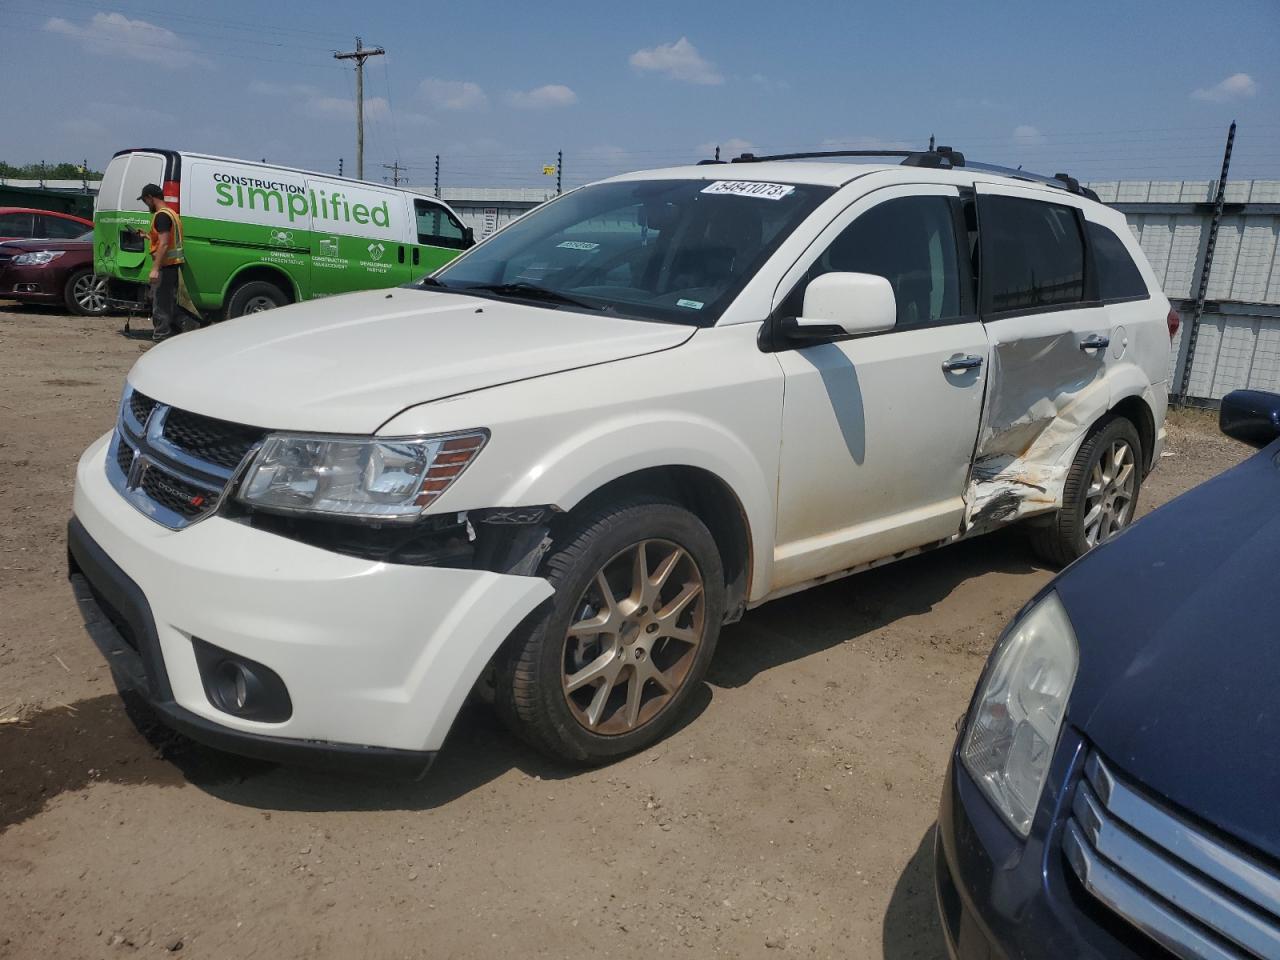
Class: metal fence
1093,180,1280,402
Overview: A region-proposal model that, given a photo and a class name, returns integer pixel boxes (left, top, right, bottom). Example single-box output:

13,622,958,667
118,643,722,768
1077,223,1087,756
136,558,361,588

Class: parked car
0,206,92,243
68,148,1175,776
0,232,109,315
935,388,1280,960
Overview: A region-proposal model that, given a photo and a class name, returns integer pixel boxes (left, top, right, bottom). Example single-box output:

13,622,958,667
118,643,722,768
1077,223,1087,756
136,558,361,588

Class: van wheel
495,499,725,764
65,270,109,316
1030,416,1143,567
226,280,288,318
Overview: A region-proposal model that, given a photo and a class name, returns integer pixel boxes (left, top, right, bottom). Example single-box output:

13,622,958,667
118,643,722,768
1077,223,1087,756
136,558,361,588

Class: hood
1057,443,1280,860
128,288,695,433
0,237,91,253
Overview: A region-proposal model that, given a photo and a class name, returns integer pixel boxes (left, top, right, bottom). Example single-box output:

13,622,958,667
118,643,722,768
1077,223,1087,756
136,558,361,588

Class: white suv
69,150,1173,774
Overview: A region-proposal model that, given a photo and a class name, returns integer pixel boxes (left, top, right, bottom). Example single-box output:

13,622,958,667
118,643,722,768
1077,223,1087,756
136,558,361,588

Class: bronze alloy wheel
561,539,706,736
1082,438,1137,547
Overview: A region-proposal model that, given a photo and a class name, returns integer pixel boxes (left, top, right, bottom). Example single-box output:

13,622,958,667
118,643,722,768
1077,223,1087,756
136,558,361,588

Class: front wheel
495,499,725,764
64,269,109,316
225,280,288,318
1030,416,1143,566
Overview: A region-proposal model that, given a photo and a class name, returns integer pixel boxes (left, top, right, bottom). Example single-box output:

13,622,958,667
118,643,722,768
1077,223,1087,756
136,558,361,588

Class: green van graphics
95,149,474,319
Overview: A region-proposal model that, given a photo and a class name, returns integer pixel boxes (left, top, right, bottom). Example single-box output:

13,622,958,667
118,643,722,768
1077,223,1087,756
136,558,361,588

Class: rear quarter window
1086,221,1149,302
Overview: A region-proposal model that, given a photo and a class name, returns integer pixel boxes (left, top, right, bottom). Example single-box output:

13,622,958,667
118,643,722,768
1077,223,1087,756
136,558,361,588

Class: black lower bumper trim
67,516,436,779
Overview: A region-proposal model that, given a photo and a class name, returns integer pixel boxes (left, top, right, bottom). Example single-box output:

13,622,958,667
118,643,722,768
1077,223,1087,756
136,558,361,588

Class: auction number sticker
557,240,600,251
701,180,795,200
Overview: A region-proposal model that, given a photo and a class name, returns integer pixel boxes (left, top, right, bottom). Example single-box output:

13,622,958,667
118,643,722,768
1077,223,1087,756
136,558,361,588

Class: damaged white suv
70,150,1173,775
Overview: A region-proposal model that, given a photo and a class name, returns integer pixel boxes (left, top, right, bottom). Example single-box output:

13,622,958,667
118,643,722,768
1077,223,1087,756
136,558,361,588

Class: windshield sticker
701,180,795,200
676,298,705,310
557,240,600,251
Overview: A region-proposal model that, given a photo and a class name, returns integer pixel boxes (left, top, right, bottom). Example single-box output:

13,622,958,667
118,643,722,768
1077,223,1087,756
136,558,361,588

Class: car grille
106,386,267,529
1065,753,1280,960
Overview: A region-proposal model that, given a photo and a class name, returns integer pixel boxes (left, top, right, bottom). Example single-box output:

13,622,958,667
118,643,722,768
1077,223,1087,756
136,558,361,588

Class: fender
219,262,300,308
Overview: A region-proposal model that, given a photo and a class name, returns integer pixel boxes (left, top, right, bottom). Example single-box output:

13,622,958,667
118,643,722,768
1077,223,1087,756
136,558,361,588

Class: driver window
414,198,468,249
780,195,963,328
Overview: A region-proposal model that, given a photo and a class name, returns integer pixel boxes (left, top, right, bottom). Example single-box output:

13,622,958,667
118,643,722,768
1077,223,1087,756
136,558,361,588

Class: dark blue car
936,389,1280,960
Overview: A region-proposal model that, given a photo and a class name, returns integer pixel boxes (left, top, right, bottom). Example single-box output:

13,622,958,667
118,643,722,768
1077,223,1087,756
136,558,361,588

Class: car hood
127,288,695,433
1057,443,1280,860
0,238,90,253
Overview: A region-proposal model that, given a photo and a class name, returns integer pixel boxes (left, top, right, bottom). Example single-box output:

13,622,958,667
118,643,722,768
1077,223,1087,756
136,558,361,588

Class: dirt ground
0,303,1249,959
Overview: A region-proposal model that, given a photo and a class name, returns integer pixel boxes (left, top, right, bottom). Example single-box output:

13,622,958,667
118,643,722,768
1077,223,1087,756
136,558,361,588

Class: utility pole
334,37,385,180
928,133,935,151
382,160,404,186
715,145,720,162
1177,120,1237,403
434,154,440,198
556,149,562,196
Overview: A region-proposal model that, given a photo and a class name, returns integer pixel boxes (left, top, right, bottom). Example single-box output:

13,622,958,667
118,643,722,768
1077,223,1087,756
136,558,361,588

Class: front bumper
1,263,63,302
70,432,554,770
934,734,1163,959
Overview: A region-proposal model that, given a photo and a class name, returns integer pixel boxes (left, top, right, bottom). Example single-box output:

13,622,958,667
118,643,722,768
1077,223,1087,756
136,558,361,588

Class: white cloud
630,37,722,85
695,137,759,159
44,12,210,68
86,102,175,125
419,77,488,111
749,73,790,92
248,80,320,98
1012,125,1047,148
1192,72,1258,102
305,95,390,120
506,84,577,109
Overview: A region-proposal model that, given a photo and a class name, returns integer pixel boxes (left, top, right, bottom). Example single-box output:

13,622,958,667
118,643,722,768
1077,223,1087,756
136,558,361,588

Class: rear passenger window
979,196,1085,314
1087,221,1148,302
782,195,963,328
0,212,34,238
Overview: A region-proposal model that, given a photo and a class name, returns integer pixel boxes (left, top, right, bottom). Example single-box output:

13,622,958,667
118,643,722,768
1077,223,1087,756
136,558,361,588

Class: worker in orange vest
139,183,185,342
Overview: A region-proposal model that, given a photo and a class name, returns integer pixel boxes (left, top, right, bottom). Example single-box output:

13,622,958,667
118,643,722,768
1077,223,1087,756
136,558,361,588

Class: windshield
428,178,832,325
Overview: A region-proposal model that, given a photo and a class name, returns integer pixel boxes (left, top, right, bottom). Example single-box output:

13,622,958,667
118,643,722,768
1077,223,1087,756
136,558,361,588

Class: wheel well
563,466,753,622
1110,395,1156,473
223,265,297,306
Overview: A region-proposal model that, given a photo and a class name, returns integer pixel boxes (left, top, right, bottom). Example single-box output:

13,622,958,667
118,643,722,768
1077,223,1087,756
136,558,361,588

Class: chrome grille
1065,753,1280,960
106,385,266,529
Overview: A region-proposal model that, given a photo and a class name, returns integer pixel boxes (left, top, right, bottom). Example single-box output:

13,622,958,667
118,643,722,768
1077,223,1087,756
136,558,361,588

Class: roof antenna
928,134,935,151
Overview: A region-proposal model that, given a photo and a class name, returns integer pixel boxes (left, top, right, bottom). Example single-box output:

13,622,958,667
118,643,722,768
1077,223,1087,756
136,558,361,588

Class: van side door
413,197,472,276
968,182,1114,529
769,184,989,592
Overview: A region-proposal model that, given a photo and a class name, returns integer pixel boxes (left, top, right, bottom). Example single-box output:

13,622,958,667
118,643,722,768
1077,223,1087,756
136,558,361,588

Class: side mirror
786,272,896,341
462,226,476,248
1220,389,1280,448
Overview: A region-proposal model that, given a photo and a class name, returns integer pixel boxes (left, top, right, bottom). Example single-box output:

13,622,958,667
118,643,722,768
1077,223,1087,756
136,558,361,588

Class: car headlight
12,250,65,266
237,430,487,521
961,591,1079,837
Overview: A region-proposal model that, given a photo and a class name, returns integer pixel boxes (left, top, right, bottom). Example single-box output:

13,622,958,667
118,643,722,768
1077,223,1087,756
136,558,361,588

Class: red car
0,231,108,316
0,207,93,243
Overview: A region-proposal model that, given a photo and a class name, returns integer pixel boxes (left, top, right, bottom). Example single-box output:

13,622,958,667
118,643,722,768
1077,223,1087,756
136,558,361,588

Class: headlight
12,250,65,266
961,591,1079,837
237,430,487,521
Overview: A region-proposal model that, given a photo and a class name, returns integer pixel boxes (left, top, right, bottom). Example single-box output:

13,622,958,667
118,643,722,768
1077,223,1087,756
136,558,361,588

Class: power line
334,37,385,180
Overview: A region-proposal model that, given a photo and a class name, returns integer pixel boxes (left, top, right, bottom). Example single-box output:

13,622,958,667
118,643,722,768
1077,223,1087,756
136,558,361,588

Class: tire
495,498,725,764
1030,416,1143,567
64,269,109,316
225,280,288,318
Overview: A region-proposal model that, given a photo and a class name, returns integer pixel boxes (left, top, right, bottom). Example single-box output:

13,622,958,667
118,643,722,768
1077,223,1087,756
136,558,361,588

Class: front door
771,185,990,591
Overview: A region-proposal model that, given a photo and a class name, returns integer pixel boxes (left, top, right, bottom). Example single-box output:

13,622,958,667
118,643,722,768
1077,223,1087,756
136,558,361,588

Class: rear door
969,182,1113,525
94,151,166,283
770,184,990,590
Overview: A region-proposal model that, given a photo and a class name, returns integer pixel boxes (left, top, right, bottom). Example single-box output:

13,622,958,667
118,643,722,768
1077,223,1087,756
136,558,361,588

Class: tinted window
0,212,34,237
782,195,962,327
1087,221,1148,301
979,196,1085,313
414,199,468,249
38,215,87,239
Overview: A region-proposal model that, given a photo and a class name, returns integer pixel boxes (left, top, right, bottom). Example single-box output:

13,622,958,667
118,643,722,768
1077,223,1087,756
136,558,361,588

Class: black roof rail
702,144,1098,201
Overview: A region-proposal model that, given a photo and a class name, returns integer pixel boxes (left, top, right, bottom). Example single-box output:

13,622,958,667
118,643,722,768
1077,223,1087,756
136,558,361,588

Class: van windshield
426,179,832,325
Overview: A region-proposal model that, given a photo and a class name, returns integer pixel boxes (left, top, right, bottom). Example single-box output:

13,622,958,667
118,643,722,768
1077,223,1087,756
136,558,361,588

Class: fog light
191,638,292,722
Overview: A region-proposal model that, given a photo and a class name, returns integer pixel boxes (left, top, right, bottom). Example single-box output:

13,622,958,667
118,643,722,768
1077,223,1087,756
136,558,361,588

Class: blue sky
4,0,1278,188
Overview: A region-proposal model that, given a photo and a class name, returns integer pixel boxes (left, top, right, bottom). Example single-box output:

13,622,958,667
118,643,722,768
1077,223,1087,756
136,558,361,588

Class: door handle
412,247,420,266
942,354,984,372
1080,334,1110,352
397,245,406,264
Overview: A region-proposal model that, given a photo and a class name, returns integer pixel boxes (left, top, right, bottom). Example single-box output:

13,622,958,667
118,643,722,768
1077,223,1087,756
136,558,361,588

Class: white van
94,149,474,317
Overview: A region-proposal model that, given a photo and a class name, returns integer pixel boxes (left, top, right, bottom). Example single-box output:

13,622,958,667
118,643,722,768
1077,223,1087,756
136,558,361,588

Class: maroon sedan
0,232,108,316
0,207,93,243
